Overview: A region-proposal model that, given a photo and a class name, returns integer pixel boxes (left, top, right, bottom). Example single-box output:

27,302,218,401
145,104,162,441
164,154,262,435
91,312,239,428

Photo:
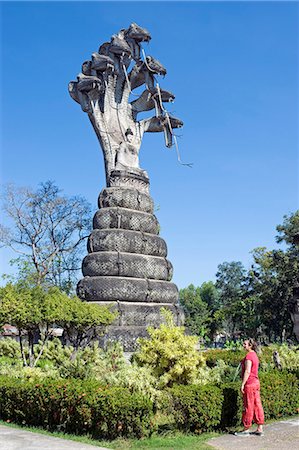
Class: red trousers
242,380,264,429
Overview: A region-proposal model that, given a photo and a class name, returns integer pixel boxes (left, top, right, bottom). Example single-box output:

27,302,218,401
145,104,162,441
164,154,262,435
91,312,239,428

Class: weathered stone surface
99,186,154,213
108,170,150,195
87,229,167,256
77,276,179,303
99,326,150,352
93,207,159,234
90,301,183,327
82,251,173,280
69,24,183,184
70,24,185,350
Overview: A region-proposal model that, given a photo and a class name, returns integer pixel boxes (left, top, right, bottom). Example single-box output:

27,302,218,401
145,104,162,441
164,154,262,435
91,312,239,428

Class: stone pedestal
77,170,183,350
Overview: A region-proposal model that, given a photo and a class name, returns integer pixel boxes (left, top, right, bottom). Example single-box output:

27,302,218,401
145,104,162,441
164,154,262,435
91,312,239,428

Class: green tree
276,211,299,247
62,296,117,356
248,212,299,342
276,211,299,340
215,261,249,335
0,283,65,366
250,248,292,341
0,282,116,366
199,281,221,340
179,284,211,339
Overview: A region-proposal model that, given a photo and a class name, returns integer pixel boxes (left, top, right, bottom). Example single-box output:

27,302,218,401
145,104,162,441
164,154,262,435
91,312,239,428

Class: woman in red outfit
235,338,264,436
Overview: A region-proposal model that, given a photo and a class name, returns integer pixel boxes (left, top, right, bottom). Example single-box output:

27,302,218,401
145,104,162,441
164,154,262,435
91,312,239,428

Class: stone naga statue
68,23,183,184
68,23,184,350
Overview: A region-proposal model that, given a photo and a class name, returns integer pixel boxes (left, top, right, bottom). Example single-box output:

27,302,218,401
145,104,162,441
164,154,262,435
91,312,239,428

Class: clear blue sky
1,1,298,289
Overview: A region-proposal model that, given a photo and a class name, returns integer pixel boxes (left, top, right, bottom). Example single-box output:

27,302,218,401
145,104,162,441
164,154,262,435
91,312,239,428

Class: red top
241,351,259,385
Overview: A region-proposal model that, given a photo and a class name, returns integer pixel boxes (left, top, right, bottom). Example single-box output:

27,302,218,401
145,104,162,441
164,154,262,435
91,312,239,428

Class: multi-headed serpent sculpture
69,23,184,349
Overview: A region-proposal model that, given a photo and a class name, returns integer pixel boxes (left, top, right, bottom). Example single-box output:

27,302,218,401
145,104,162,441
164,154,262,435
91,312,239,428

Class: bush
204,349,244,368
220,371,299,428
169,384,223,432
0,338,20,358
167,371,299,433
220,381,242,428
204,345,299,372
268,344,299,371
259,371,299,419
205,359,241,384
0,360,59,381
134,309,205,387
0,376,154,439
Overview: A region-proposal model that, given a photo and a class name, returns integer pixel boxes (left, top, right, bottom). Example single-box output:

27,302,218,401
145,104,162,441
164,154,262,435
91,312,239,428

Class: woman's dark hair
247,338,258,351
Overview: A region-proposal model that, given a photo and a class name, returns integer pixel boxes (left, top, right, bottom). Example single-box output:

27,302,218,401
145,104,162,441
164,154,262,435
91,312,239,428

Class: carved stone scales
69,23,184,349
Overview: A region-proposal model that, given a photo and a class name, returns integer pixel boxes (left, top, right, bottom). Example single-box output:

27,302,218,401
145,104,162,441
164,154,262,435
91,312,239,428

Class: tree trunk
33,331,50,368
281,327,286,343
19,332,27,367
28,331,35,367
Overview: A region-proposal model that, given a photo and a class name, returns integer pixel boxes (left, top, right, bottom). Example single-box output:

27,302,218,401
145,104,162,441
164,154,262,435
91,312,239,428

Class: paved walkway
0,425,110,450
207,418,299,450
1,418,298,450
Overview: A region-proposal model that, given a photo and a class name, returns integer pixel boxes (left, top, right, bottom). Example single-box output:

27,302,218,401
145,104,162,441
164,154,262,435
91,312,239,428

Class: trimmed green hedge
221,371,299,428
169,384,223,432
204,346,298,369
259,371,299,419
220,382,242,428
169,371,299,432
0,377,153,439
0,371,297,437
204,349,244,367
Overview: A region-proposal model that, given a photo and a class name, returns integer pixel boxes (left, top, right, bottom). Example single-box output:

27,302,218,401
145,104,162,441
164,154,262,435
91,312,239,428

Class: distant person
234,338,264,436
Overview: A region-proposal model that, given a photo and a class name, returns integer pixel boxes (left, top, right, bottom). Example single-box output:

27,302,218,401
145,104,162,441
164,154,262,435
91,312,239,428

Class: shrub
204,345,299,373
0,338,20,358
35,338,73,364
167,371,298,433
134,309,205,387
169,384,223,432
224,340,243,351
0,376,154,439
204,349,244,368
220,381,242,428
205,359,241,384
0,360,59,381
268,344,299,371
259,371,299,418
220,371,299,428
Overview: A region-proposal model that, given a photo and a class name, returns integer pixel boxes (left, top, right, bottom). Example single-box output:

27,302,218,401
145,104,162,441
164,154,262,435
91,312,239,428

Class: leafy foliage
0,283,116,366
62,296,117,351
179,285,210,338
215,261,254,335
0,377,154,439
168,370,298,433
204,348,244,368
0,338,20,358
259,371,299,418
134,309,205,387
276,211,299,247
169,384,223,432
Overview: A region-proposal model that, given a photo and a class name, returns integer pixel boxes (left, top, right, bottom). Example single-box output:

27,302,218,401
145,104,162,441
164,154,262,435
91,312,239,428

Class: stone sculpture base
77,169,184,351
93,301,184,351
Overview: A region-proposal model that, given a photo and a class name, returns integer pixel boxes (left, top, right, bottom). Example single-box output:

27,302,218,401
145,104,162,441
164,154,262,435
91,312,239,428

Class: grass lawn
0,421,219,449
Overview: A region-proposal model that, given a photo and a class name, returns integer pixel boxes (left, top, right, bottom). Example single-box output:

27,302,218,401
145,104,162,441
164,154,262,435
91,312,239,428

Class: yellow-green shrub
134,309,205,387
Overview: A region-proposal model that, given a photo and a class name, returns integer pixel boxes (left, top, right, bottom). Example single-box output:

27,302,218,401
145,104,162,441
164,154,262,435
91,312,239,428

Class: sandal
234,430,250,436
254,431,264,436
